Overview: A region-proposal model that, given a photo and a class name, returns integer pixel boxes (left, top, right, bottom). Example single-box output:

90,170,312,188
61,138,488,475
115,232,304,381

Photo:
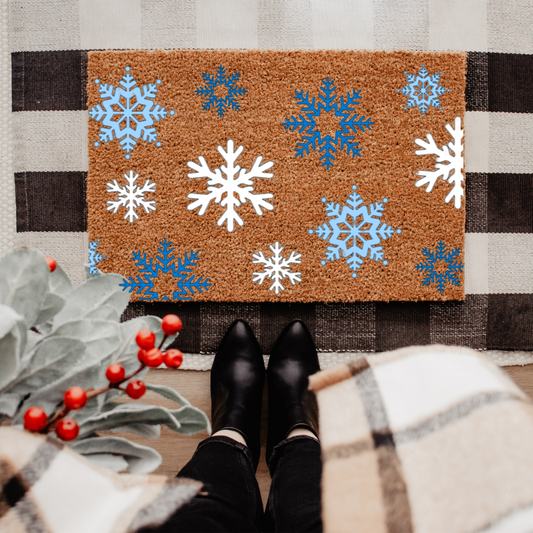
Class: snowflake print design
309,186,401,278
120,239,212,301
415,241,463,294
415,117,464,209
252,242,302,295
398,64,449,117
106,170,156,223
88,239,106,276
187,140,274,232
89,66,175,159
195,65,247,117
282,78,374,169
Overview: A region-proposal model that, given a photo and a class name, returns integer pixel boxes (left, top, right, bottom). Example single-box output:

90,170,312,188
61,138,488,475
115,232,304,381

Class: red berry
56,418,79,441
164,349,183,369
162,314,182,335
106,363,125,383
136,328,156,350
64,386,87,410
24,407,47,432
45,256,57,272
126,380,146,399
137,348,147,363
144,347,164,368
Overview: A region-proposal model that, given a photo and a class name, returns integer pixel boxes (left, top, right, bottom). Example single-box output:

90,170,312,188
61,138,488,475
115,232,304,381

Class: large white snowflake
252,241,302,295
106,170,156,223
187,140,274,232
414,116,464,209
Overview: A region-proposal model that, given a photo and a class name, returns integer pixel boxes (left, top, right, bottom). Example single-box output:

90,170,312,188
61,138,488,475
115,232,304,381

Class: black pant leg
265,436,323,533
145,436,263,532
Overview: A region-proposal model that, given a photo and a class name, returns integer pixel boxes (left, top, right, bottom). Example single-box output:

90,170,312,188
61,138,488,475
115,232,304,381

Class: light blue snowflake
120,239,211,301
416,241,463,293
398,64,449,117
89,66,175,159
88,239,106,276
309,185,401,278
195,65,247,117
282,78,374,170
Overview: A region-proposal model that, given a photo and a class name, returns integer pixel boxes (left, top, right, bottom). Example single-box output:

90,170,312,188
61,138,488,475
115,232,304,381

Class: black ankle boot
211,319,265,469
266,320,320,464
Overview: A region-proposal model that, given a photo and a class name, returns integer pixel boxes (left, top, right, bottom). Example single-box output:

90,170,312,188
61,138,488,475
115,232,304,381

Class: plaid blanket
0,427,201,533
310,345,533,533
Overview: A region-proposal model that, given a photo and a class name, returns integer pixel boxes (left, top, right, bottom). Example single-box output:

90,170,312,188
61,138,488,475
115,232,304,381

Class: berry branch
24,314,184,441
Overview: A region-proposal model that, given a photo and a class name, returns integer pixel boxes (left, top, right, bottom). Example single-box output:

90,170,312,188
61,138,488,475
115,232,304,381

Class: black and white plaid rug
5,0,533,355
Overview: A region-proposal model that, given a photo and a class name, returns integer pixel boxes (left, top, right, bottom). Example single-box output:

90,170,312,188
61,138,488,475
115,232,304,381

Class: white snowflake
414,116,464,209
187,140,274,232
106,170,156,223
252,241,302,295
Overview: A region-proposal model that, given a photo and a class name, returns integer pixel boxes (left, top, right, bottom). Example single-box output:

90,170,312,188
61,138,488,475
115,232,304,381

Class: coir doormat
87,50,466,303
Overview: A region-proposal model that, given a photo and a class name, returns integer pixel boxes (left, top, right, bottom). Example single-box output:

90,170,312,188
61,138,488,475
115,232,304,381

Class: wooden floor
113,364,533,506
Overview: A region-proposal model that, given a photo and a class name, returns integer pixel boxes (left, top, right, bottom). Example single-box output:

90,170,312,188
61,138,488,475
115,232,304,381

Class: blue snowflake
398,64,449,117
89,66,175,159
309,185,401,278
88,239,106,276
120,239,212,301
416,241,463,294
195,65,247,117
282,78,374,170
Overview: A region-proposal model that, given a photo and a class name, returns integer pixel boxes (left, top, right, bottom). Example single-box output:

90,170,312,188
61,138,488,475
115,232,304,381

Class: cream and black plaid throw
310,345,533,533
0,427,201,533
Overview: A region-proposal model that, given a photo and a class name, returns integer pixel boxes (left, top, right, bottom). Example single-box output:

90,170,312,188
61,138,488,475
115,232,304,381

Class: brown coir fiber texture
87,50,466,303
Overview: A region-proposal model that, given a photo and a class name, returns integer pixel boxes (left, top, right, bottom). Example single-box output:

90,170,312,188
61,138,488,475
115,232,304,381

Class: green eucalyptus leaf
48,263,73,297
23,330,42,359
47,319,121,360
77,403,182,437
80,453,129,472
109,423,161,440
85,305,120,322
172,404,211,435
78,402,210,438
0,393,22,418
0,305,27,390
5,337,86,396
0,249,49,326
34,292,65,327
53,274,130,329
85,265,100,280
145,383,191,406
13,354,106,422
71,436,162,474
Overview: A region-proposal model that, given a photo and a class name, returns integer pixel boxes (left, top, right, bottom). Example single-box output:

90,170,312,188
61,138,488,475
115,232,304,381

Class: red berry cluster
23,314,184,441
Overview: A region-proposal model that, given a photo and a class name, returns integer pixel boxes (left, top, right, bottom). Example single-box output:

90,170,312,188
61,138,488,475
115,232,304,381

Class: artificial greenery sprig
24,306,184,440
0,248,209,474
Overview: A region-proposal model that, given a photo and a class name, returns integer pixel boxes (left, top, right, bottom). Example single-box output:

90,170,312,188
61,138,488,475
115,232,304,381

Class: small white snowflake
252,241,302,295
187,140,274,232
414,116,464,209
106,170,156,223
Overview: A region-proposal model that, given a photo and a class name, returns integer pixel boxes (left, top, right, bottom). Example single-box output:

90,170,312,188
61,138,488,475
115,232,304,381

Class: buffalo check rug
3,0,533,362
